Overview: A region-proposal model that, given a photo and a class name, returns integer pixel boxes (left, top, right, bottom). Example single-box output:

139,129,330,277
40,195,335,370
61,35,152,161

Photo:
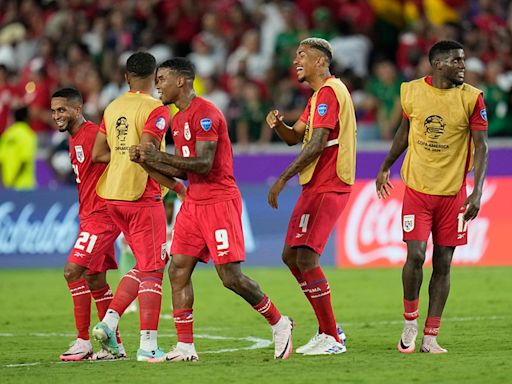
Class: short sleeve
311,87,339,130
299,98,312,124
99,118,106,134
469,94,488,131
143,105,171,141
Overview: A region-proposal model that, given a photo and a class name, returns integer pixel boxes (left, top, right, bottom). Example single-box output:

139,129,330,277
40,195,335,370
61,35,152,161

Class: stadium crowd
0,0,511,188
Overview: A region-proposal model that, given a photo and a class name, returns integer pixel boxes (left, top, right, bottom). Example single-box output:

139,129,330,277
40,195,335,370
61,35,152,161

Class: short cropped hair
428,40,464,64
126,52,156,78
300,37,333,63
158,57,195,80
51,87,83,105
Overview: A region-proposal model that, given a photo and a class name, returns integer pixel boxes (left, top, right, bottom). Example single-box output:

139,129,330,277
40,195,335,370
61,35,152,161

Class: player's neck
175,90,196,111
431,75,459,89
69,116,86,137
308,71,331,91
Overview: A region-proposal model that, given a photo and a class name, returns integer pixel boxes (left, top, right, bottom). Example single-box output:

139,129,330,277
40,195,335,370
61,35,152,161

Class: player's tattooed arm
463,129,488,221
279,127,329,182
266,109,306,145
268,128,329,209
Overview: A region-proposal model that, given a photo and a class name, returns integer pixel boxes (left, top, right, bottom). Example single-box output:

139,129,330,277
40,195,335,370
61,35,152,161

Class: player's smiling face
155,67,180,105
293,44,315,83
440,49,466,86
50,97,79,132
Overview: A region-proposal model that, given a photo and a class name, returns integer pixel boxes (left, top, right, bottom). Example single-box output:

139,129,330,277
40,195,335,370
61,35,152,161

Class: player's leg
153,253,200,362
60,261,93,361
118,236,137,313
398,187,432,353
420,245,454,354
215,261,294,359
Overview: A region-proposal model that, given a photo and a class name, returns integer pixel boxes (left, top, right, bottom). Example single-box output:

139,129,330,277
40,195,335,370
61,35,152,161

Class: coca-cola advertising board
335,177,512,267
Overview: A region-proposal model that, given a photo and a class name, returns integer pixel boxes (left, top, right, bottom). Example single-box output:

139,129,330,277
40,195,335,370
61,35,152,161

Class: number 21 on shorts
74,231,98,253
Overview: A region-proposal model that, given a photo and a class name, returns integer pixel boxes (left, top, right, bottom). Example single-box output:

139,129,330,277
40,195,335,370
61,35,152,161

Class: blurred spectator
366,58,403,140
0,107,37,190
272,75,307,126
188,34,221,78
227,29,270,82
236,81,272,151
0,64,14,135
225,74,247,143
202,76,230,115
99,65,129,110
481,60,512,137
310,7,336,41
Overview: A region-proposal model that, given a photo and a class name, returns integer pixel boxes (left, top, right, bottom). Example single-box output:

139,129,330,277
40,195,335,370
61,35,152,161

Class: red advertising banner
335,177,512,267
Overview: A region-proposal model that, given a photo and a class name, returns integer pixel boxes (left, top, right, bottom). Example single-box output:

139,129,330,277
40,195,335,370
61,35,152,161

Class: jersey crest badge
403,214,415,233
155,116,166,131
184,122,191,140
200,118,212,131
74,145,85,163
480,108,487,121
317,103,328,116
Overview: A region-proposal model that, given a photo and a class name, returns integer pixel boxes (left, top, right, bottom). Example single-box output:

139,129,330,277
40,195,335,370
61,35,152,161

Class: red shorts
286,191,350,255
170,197,245,265
68,217,120,274
106,202,168,271
402,186,468,246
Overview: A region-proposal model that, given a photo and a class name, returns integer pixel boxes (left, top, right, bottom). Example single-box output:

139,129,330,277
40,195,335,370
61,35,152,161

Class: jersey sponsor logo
73,251,85,258
423,115,445,140
480,108,487,121
184,122,191,140
155,116,166,131
403,214,415,233
74,145,85,163
317,103,328,116
200,118,212,131
295,233,305,238
217,250,229,257
173,130,179,136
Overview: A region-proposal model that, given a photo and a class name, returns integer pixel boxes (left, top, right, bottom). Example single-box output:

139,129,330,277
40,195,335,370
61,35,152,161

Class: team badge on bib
403,214,415,233
74,145,85,163
317,103,328,116
184,122,191,140
155,116,166,131
200,118,212,131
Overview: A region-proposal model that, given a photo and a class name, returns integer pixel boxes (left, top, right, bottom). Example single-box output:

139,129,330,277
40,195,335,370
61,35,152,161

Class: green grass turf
1,266,511,384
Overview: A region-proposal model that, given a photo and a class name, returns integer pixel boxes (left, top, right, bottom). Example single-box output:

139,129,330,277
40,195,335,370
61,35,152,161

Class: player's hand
376,168,393,199
268,177,286,209
129,145,141,162
462,192,482,221
266,110,284,129
139,142,158,163
177,187,186,202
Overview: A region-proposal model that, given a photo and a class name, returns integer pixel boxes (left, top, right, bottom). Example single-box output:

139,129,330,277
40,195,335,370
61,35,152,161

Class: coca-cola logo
0,201,79,255
343,181,495,266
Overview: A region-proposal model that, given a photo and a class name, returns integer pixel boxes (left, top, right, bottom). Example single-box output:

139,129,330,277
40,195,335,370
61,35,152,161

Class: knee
85,273,106,291
63,264,83,282
406,249,426,268
281,252,294,268
295,251,319,272
220,272,243,292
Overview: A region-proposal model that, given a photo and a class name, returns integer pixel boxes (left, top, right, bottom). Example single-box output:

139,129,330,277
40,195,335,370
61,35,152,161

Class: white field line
2,315,507,368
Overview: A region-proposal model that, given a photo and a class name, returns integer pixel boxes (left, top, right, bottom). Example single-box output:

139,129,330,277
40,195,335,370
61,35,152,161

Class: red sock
253,295,282,326
110,269,140,316
403,298,419,321
67,278,91,340
424,317,441,336
91,284,121,344
302,267,339,342
289,266,315,309
174,308,194,343
138,272,163,331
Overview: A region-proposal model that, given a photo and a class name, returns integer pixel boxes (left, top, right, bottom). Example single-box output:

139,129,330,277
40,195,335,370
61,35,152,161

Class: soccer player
129,57,294,362
376,40,488,354
265,37,356,355
50,88,124,361
91,52,179,361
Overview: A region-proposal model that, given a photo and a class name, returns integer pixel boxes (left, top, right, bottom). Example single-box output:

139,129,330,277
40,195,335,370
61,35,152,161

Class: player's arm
376,116,410,199
266,109,306,145
268,127,329,209
463,129,488,221
92,131,111,163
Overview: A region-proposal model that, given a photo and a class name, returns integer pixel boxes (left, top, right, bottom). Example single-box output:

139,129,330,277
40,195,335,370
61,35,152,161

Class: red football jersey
299,85,352,194
171,97,240,204
69,121,108,219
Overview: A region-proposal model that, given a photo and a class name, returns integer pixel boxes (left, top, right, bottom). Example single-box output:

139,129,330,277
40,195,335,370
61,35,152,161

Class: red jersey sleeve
99,117,106,134
310,87,339,130
143,105,171,141
469,94,488,131
299,98,311,124
195,105,220,141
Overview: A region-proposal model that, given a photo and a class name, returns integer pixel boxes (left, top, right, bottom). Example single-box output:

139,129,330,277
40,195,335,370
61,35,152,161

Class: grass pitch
1,266,511,384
